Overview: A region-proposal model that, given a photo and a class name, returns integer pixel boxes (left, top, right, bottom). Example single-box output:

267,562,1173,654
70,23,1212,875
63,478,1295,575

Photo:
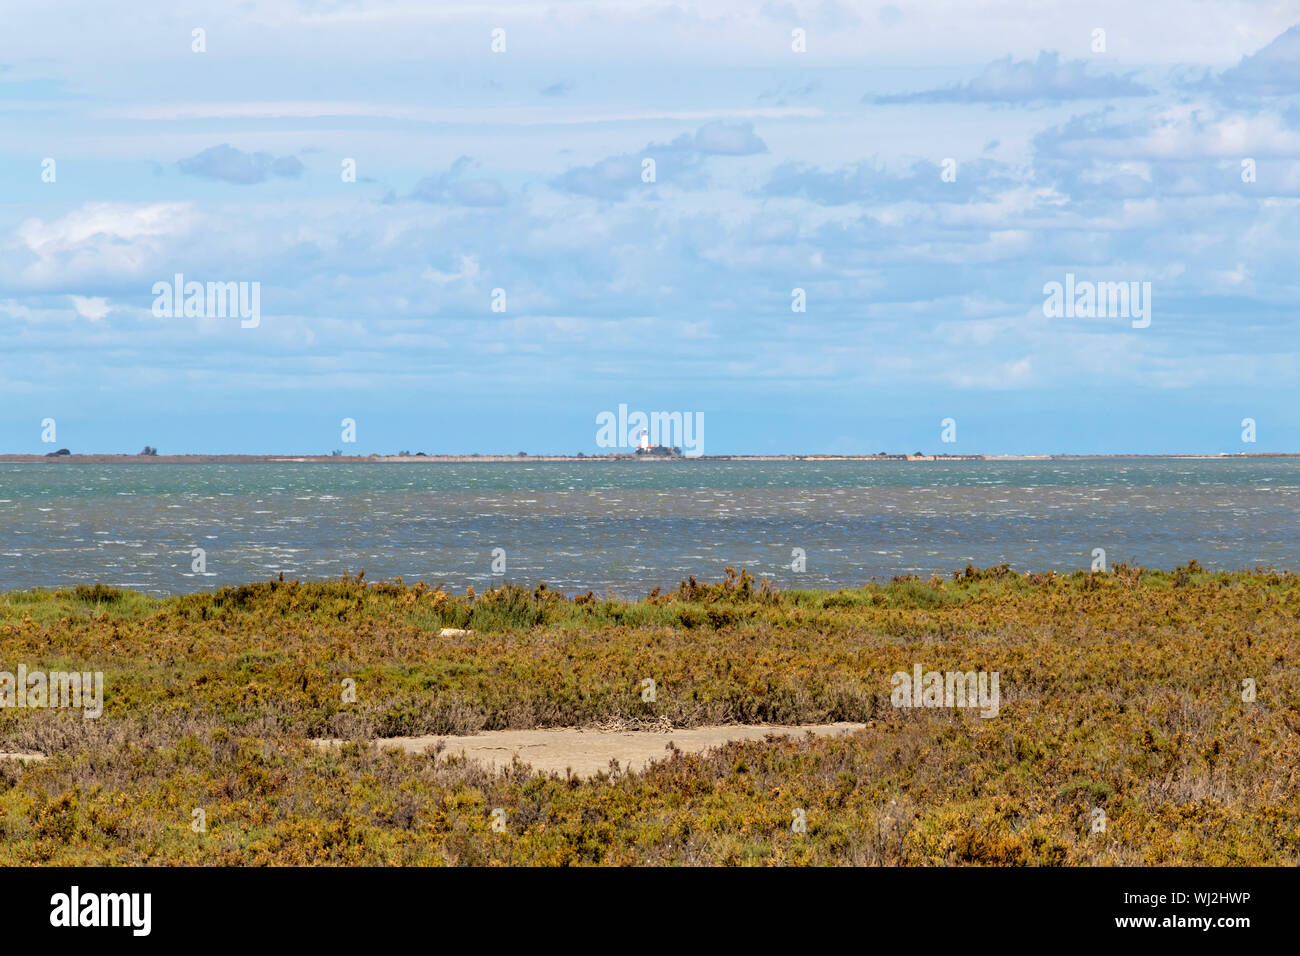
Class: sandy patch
0,752,46,763
317,722,865,778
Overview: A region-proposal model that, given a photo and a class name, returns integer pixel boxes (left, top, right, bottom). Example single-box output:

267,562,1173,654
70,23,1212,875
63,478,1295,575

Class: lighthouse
638,428,651,451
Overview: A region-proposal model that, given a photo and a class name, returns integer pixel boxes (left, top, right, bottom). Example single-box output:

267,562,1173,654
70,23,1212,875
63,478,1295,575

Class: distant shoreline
2,453,1298,464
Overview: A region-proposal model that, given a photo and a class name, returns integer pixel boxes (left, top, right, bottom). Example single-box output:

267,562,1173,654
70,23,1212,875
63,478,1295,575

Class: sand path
4,724,867,777
316,722,866,778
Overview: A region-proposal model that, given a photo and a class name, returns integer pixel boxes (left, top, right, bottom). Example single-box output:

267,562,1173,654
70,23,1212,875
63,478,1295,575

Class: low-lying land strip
4,453,1297,463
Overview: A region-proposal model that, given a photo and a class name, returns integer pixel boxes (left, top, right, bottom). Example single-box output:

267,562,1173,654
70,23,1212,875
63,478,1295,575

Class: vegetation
0,565,1296,865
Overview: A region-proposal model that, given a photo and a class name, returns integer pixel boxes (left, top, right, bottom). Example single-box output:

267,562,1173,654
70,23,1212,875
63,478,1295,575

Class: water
1,459,1297,595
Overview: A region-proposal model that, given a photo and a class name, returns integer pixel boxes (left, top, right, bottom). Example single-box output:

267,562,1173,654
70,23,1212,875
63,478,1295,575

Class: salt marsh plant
0,565,1296,865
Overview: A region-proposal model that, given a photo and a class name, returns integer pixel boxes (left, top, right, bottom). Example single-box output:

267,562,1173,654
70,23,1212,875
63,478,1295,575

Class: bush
73,583,125,604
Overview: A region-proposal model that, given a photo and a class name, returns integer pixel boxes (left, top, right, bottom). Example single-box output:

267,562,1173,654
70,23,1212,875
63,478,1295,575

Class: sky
1,0,1298,456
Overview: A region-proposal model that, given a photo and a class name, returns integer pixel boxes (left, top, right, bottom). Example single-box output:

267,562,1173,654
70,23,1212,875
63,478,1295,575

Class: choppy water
1,460,1297,595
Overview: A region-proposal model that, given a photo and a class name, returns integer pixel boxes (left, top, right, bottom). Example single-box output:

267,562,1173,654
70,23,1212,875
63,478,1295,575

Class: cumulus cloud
689,120,768,155
1212,24,1300,97
1027,104,1300,202
763,157,1018,204
422,255,482,287
1034,106,1300,160
409,157,508,206
554,121,767,200
10,202,195,287
176,144,305,184
70,295,111,320
872,52,1153,104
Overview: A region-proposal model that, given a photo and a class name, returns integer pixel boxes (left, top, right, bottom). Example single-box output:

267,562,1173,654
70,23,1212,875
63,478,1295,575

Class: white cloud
422,255,482,287
12,202,196,286
70,295,111,320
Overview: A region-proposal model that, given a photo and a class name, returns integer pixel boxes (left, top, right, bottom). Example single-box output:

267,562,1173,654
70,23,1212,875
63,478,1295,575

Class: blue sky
2,1,1298,455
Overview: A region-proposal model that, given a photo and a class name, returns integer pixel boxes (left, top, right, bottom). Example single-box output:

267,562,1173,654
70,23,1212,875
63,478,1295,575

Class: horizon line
3,452,1299,462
